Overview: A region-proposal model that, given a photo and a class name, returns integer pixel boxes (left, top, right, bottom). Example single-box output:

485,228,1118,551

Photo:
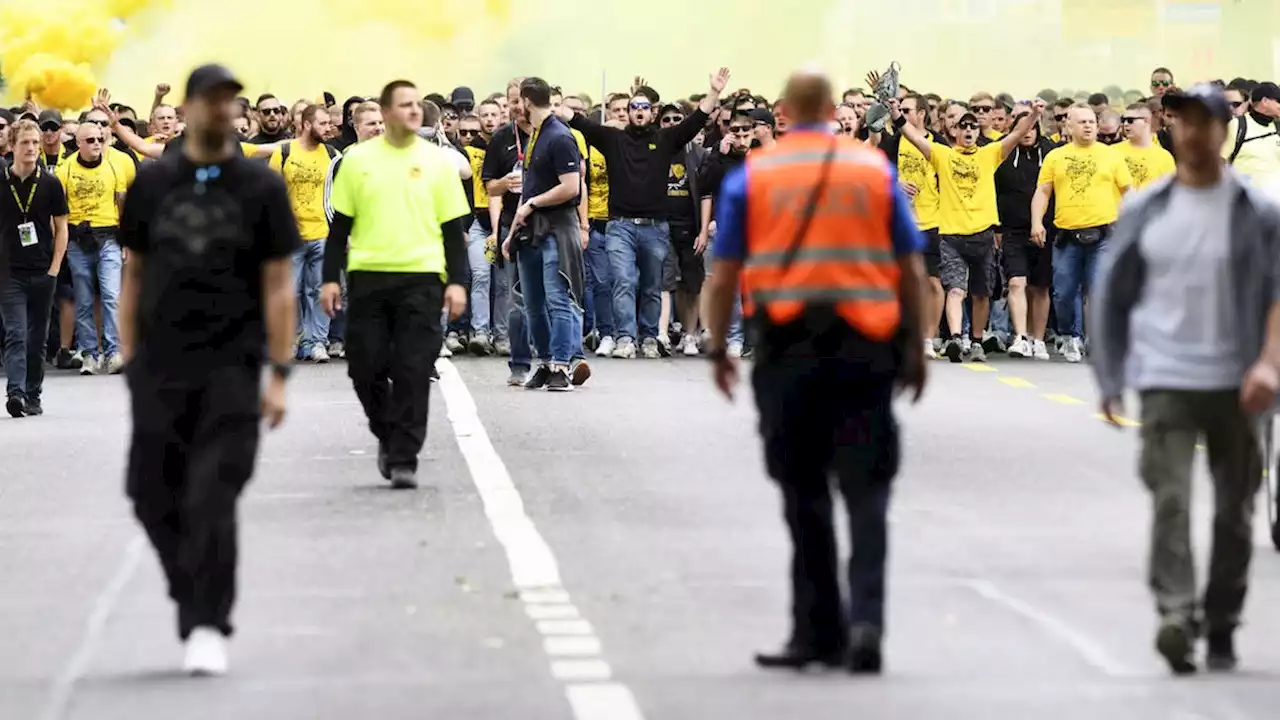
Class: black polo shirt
481,122,531,229
119,150,300,376
0,165,69,278
522,115,580,210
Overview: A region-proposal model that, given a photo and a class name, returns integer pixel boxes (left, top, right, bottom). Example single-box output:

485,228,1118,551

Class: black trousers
0,273,55,401
126,362,261,640
345,271,444,472
751,316,899,652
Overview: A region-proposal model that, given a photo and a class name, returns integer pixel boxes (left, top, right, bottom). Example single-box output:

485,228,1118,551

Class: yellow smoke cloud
0,0,165,110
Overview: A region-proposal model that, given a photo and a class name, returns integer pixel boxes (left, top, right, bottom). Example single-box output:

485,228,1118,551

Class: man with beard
269,105,340,364
563,67,731,359
117,64,299,675
250,94,291,144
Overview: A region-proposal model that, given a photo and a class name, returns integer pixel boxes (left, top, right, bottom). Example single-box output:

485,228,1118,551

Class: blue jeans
467,220,496,334
583,227,614,338
0,273,55,400
516,236,579,365
293,241,329,354
705,230,744,344
1052,240,1105,339
606,219,668,342
67,233,122,358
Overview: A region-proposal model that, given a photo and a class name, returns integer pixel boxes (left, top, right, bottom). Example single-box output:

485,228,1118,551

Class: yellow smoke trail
0,0,167,110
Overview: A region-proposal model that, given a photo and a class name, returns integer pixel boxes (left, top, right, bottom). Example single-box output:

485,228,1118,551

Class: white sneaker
1007,336,1031,358
182,627,228,677
924,339,937,360
960,336,972,355
310,345,330,364
1063,337,1083,363
726,341,744,359
681,334,700,356
105,353,125,374
438,342,453,358
79,355,98,376
595,336,616,357
611,337,637,359
1032,339,1050,360
967,342,987,363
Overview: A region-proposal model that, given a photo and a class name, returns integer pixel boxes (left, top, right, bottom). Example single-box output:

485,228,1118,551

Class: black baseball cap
0,109,14,124
1163,83,1233,123
658,103,683,117
1251,81,1280,104
957,111,979,125
37,109,63,131
185,63,243,101
451,87,476,108
750,108,776,128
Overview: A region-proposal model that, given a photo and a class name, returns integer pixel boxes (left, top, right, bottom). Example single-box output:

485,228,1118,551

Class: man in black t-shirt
1,119,69,417
117,64,300,677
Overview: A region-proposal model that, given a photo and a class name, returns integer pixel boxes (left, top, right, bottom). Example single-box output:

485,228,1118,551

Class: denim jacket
1090,170,1280,402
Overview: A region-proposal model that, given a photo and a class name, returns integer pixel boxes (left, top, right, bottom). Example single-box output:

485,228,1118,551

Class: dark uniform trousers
751,313,899,652
345,271,445,472
126,362,262,640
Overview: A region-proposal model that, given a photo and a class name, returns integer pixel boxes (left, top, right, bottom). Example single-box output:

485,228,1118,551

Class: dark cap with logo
1251,81,1280,104
1163,83,1233,123
37,109,63,130
185,63,244,101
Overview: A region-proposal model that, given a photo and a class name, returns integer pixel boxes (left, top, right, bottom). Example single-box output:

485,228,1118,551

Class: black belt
613,216,660,226
589,219,609,233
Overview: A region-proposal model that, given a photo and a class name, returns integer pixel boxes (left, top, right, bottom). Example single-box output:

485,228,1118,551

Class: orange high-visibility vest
741,133,902,341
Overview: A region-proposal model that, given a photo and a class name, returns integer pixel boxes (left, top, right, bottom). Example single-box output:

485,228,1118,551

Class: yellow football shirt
268,142,334,241
929,142,1003,236
56,155,129,228
1038,143,1133,230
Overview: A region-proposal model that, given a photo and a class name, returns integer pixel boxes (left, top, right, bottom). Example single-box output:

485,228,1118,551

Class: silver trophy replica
863,61,901,134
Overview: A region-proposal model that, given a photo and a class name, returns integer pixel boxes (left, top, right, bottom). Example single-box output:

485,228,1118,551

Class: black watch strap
270,361,293,380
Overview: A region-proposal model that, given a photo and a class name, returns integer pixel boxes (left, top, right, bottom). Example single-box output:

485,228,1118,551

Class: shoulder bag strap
779,137,839,271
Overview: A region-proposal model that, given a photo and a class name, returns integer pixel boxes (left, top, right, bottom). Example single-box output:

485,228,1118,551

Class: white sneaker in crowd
444,331,465,354
79,355,98,376
327,341,345,359
1007,336,1031,358
1032,339,1050,360
681,334,700,356
182,627,228,677
438,342,453,358
726,341,744,359
924,339,937,360
967,342,987,363
611,337,637,359
310,345,330,364
640,337,663,359
1063,337,1083,363
595,335,616,357
105,353,125,374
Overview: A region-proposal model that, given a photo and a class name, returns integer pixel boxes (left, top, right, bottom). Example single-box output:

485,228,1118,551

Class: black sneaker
524,365,552,390
377,441,390,480
1205,629,1238,672
546,367,573,392
429,364,440,382
5,395,26,418
55,348,81,370
1155,619,1197,675
25,400,43,417
944,335,964,363
847,624,883,675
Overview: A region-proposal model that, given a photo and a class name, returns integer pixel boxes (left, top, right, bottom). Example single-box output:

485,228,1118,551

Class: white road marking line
566,684,646,720
437,361,645,719
41,535,144,720
538,619,595,636
551,659,614,681
965,579,1136,677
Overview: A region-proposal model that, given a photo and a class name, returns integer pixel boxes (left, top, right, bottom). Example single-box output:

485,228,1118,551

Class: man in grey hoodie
1090,84,1280,676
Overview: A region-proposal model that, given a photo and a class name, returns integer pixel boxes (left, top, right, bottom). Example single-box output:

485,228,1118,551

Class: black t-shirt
249,129,289,145
118,152,301,375
522,116,581,210
481,122,532,228
697,150,745,221
0,165,69,277
666,147,696,226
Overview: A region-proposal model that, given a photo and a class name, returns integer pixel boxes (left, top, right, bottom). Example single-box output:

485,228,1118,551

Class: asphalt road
4,353,1280,719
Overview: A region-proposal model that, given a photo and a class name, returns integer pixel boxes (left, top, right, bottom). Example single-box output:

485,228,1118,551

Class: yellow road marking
1043,393,1086,405
962,364,999,373
1094,413,1141,427
999,377,1036,389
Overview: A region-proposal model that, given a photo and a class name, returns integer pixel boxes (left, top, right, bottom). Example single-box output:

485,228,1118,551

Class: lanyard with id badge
8,166,41,248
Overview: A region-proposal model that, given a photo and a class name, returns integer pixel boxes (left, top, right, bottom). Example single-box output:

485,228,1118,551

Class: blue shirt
712,126,926,262
522,115,582,210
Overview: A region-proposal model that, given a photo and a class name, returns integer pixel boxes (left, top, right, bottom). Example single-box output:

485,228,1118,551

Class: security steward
704,67,929,674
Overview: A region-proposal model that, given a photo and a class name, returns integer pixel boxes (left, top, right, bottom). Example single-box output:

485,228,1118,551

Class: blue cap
1162,83,1232,124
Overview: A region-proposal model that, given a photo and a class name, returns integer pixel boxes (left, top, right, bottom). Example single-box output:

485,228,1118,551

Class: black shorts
921,227,941,278
668,224,705,295
1001,230,1053,288
939,229,998,298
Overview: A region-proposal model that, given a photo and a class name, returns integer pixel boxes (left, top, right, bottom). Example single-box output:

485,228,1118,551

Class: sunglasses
729,125,753,135
1054,113,1068,122
260,106,286,115
83,137,104,145
971,105,993,113
85,119,109,127
1151,80,1172,87
629,102,651,110
661,115,684,124
458,129,479,137
957,121,980,131
443,112,458,121
1230,101,1245,109
1120,116,1144,124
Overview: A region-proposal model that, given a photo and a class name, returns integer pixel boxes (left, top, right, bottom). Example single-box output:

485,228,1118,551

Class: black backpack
279,141,338,165
1228,116,1277,165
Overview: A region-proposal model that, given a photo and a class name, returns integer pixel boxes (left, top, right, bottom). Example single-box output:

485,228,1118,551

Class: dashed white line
437,360,645,720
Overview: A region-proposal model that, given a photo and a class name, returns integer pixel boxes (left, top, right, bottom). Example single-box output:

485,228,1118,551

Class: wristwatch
270,361,293,381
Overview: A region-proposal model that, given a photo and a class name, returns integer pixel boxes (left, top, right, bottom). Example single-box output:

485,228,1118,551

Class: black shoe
570,359,591,387
389,466,418,490
1205,629,1238,672
25,400,43,417
546,367,573,392
944,335,963,363
5,395,26,418
429,365,441,382
524,365,552,390
377,442,390,480
55,348,81,370
1156,619,1198,675
754,642,845,671
847,624,883,674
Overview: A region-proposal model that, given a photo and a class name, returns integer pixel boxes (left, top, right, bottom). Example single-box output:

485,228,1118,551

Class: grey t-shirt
1128,181,1242,391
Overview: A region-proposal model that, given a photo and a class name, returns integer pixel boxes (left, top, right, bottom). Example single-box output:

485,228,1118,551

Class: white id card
17,221,37,248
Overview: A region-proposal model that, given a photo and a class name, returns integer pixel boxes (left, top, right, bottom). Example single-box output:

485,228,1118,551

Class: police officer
704,67,929,673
